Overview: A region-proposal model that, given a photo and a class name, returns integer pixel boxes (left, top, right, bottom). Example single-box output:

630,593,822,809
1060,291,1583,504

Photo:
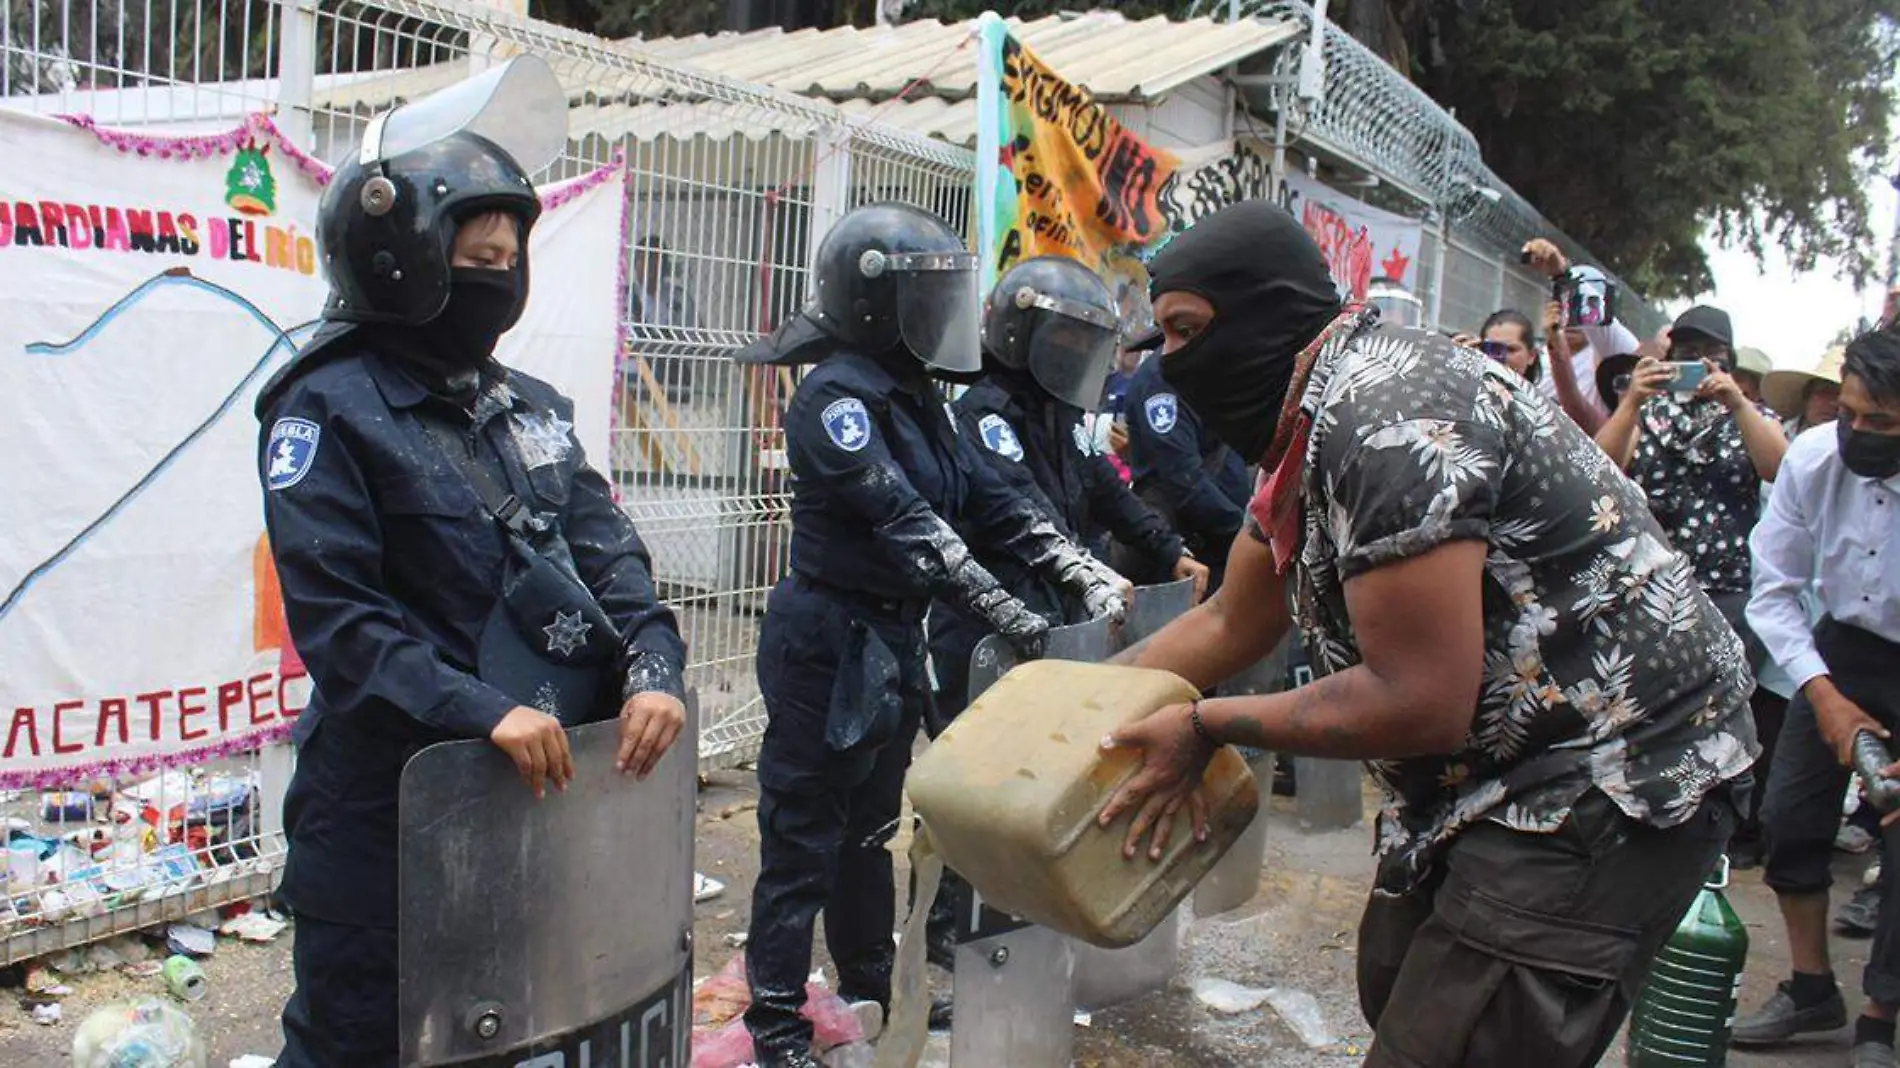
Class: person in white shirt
1520,238,1641,433
1732,328,1900,1066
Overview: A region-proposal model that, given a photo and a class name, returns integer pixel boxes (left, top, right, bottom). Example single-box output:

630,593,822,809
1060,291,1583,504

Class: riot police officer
255,59,687,1067
734,205,1127,1068
930,256,1207,727
1117,332,1252,590
920,255,1207,971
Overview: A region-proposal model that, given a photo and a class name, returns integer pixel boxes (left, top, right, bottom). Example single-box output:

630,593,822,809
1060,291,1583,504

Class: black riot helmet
982,256,1119,410
317,55,565,326
807,203,983,374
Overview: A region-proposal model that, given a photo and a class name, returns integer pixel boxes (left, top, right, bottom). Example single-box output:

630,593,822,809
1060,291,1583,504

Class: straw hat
1734,347,1773,379
1763,346,1846,420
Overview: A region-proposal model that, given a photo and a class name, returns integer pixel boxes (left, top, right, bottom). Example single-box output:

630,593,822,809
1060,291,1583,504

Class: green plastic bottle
1628,857,1750,1066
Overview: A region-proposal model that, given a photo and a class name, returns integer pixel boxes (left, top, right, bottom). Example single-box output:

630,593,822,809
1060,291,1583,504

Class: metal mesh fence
1,0,976,958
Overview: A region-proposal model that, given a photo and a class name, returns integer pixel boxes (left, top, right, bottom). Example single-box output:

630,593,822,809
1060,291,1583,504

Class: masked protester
1733,330,1900,1067
255,59,688,1067
731,205,1126,1067
1099,200,1756,1068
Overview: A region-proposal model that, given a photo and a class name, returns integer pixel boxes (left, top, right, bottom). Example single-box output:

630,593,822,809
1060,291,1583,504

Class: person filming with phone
1596,303,1788,664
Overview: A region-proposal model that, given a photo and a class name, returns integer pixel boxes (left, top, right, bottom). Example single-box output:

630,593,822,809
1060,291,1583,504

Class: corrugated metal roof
623,12,1299,105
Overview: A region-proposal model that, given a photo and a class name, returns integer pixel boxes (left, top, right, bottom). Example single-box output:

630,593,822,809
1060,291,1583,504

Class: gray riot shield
398,697,697,1067
1116,577,1196,651
950,617,1110,1067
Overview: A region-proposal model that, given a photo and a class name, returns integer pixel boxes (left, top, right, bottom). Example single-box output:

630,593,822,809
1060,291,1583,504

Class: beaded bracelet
1188,699,1217,746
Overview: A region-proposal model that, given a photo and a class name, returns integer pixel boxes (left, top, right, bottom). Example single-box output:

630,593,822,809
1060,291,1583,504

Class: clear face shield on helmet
864,248,983,375
1018,288,1120,410
1365,281,1423,329
356,54,567,176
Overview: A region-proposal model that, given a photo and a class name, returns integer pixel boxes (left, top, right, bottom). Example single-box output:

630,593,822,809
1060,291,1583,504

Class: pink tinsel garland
57,111,622,216
0,722,296,792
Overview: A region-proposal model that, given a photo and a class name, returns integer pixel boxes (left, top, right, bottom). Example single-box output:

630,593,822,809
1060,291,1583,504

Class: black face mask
430,265,525,366
1148,201,1342,463
1839,419,1900,480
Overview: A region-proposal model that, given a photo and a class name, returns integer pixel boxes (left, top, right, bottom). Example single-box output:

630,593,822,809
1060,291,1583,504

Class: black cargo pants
1358,787,1738,1067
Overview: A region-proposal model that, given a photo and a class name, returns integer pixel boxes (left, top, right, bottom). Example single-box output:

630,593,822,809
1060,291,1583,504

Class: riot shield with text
950,617,1109,1066
398,697,698,1067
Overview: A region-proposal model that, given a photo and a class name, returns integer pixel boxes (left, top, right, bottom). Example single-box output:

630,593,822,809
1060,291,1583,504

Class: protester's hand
1098,703,1216,860
1815,686,1889,769
1696,359,1749,411
1542,300,1565,338
1450,332,1479,349
491,706,574,799
1624,356,1674,407
1173,554,1211,604
616,691,687,779
1108,420,1130,456
1522,239,1569,279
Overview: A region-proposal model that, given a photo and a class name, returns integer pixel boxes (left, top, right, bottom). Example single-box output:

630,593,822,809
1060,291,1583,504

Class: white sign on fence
0,109,624,787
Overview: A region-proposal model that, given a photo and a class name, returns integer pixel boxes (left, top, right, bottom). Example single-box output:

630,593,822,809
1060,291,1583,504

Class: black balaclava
376,265,526,403
1148,200,1343,463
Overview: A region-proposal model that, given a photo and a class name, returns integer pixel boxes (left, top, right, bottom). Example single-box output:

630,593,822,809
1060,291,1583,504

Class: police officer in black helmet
735,205,1127,1067
256,58,688,1066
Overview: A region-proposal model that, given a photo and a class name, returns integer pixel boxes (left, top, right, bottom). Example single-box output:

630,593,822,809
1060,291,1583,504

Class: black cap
1671,305,1734,349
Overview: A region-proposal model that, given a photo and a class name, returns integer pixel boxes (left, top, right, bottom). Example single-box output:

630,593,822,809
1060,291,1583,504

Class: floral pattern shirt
1627,393,1774,595
1285,322,1758,894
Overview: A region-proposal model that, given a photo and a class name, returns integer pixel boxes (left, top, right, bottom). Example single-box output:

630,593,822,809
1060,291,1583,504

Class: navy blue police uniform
254,65,687,1067
259,330,685,1067
734,205,1125,1068
1118,353,1250,588
928,373,1181,722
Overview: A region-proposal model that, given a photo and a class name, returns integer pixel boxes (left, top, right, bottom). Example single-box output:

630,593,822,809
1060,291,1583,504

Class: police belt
790,572,930,624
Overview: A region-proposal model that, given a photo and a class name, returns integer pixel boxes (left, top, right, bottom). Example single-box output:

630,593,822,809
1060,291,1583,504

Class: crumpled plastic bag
689,955,866,1068
71,997,207,1068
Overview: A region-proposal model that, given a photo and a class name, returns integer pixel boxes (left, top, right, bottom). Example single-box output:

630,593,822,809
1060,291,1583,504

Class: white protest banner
1280,168,1424,301
0,109,624,787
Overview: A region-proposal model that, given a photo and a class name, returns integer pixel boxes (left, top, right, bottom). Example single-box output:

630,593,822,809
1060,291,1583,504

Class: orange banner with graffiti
984,26,1180,323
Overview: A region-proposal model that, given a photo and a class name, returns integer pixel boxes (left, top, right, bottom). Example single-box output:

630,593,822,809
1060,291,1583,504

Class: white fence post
275,0,318,145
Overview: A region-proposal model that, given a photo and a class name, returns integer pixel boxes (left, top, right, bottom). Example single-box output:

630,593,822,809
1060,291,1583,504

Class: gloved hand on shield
1055,554,1131,625
972,587,1052,660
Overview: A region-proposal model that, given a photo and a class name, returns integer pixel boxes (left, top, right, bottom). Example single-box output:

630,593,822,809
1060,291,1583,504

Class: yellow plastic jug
906,660,1260,948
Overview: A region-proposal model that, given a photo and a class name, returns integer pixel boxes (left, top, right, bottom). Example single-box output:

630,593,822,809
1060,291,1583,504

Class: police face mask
1839,419,1900,480
431,265,525,365
1148,201,1342,463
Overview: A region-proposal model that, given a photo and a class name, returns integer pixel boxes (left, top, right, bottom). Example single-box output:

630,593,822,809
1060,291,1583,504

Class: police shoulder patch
820,397,873,453
265,417,322,491
1145,393,1179,434
977,413,1025,462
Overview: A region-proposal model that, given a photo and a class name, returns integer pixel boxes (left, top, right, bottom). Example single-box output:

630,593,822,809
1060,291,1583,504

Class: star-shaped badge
544,610,593,658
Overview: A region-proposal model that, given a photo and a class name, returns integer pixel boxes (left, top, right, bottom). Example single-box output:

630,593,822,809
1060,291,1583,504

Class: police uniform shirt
258,342,685,925
1121,354,1250,539
955,376,1182,578
781,351,1069,603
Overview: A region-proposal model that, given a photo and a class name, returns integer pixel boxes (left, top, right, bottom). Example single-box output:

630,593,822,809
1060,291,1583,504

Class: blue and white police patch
1145,393,1179,434
264,417,321,491
821,397,873,453
978,413,1025,462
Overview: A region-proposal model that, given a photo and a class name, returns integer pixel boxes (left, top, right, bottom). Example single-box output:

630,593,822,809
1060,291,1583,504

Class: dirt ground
0,769,1882,1067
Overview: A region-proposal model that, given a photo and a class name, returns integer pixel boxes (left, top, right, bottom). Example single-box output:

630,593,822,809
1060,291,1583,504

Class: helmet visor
364,55,567,175
1023,292,1119,410
888,250,982,374
1368,291,1422,328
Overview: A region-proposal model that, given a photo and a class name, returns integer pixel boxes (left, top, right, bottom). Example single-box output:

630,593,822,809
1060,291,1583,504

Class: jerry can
1627,857,1749,1066
905,659,1260,948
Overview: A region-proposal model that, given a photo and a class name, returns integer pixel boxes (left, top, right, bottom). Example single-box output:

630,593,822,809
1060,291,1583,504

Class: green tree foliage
1415,0,1899,299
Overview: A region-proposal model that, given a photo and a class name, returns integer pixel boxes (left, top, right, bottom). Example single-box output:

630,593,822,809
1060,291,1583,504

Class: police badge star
543,610,593,658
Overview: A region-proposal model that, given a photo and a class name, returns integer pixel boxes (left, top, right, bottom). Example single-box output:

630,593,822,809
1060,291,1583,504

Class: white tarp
0,109,624,787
